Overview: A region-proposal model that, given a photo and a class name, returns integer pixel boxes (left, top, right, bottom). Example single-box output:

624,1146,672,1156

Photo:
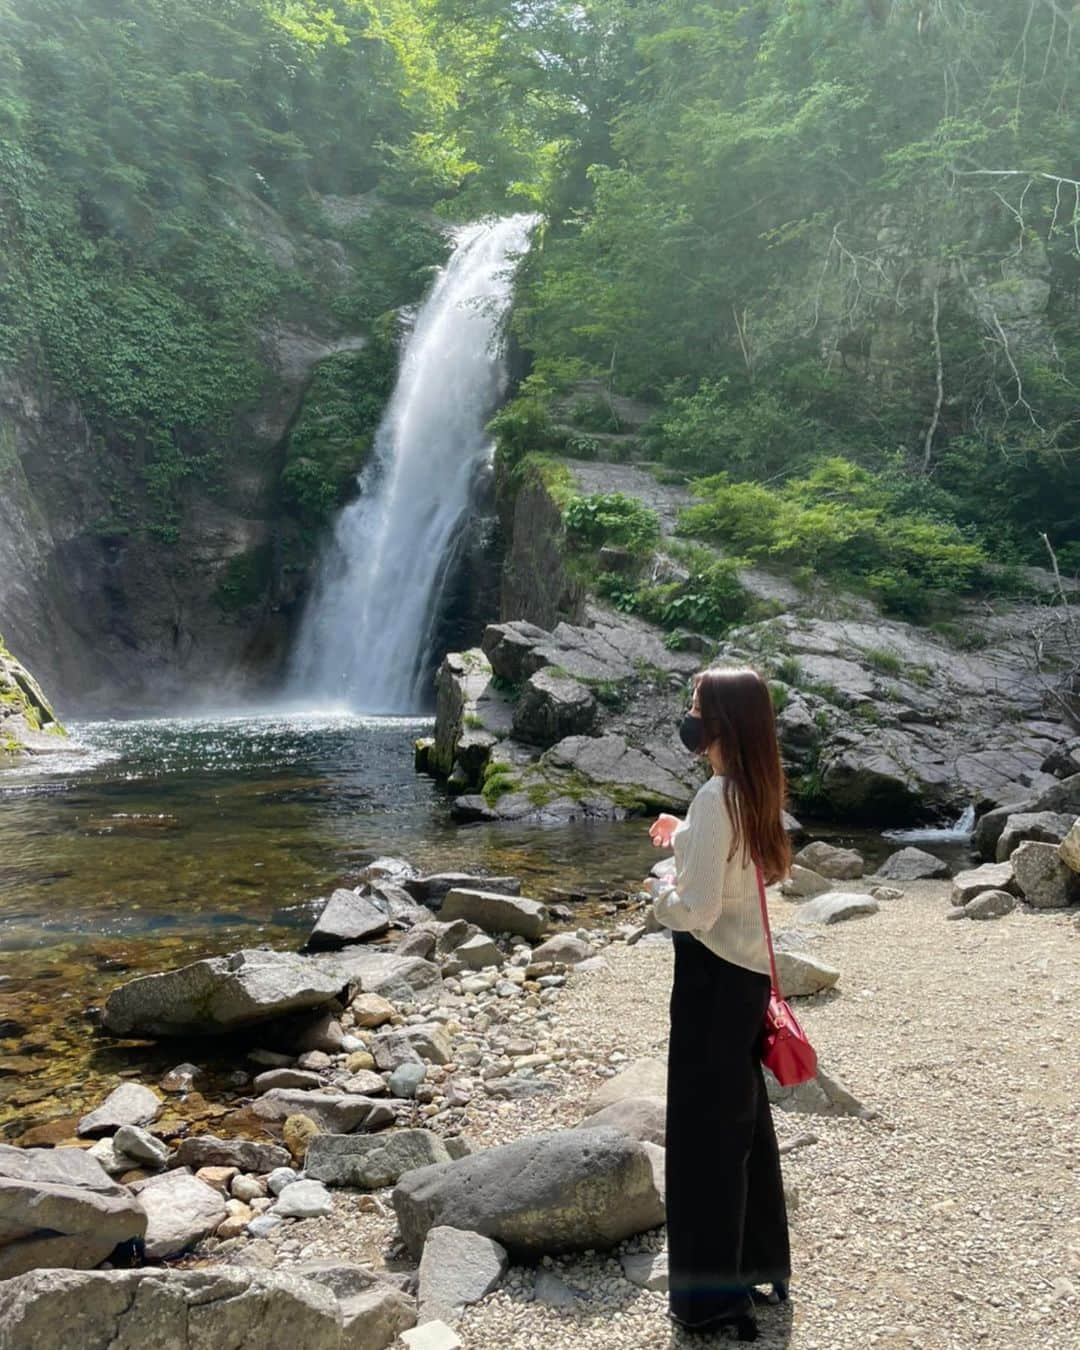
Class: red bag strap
755,863,783,999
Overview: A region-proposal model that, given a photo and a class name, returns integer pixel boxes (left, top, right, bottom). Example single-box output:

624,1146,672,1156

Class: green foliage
680,459,988,617
599,555,749,639
862,648,903,677
214,545,273,613
562,492,660,553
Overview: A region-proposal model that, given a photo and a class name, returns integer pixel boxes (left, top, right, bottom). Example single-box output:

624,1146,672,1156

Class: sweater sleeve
651,787,732,933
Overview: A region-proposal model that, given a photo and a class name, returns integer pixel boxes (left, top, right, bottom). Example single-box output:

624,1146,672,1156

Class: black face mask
679,710,706,755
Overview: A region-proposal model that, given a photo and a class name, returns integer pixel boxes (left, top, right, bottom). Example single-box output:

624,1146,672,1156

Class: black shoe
668,1310,759,1341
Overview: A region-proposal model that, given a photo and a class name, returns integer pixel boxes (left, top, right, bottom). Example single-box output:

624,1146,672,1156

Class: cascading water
286,214,537,713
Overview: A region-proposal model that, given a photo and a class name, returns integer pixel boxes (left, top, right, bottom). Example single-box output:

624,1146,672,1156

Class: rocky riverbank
0,812,1077,1348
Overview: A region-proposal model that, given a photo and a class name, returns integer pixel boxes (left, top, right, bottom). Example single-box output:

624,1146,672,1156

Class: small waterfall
882,803,976,845
286,214,537,713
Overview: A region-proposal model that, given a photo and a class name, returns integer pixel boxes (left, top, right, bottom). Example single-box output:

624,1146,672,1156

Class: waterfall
286,214,537,713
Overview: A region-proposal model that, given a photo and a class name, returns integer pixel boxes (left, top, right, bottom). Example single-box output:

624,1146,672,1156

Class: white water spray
287,214,537,713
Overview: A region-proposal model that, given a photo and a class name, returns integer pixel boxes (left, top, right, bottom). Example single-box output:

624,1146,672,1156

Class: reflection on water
0,714,664,1133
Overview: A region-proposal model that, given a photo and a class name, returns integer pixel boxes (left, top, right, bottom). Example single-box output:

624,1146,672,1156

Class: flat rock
0,1267,342,1350
76,1083,161,1138
102,949,344,1037
951,861,1018,904
440,888,549,940
136,1168,227,1259
417,1225,508,1325
576,1095,666,1146
874,847,949,881
584,1057,667,1115
170,1135,291,1173
306,1130,452,1188
794,892,879,925
794,841,865,880
306,889,391,950
1010,839,1080,908
0,1144,147,1279
773,948,841,996
392,1126,664,1259
251,1090,393,1134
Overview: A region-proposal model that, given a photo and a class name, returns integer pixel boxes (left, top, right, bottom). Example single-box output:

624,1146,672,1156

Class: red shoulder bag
755,865,818,1087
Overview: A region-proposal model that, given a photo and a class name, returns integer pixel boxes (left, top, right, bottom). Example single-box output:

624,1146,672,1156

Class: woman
645,666,792,1342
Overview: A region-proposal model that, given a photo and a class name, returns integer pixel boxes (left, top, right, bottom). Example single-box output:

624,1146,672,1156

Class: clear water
287,215,538,713
0,715,661,1136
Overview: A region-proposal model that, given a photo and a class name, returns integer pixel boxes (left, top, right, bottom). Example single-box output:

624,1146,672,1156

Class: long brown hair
693,666,791,884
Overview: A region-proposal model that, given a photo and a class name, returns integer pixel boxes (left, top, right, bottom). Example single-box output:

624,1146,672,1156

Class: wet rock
306,1130,452,1189
170,1135,291,1173
794,842,865,880
576,1095,666,1146
0,1267,342,1350
357,856,420,886
136,1169,227,1259
417,1226,508,1325
995,811,1077,862
76,1082,160,1138
440,888,549,941
306,889,391,950
874,847,948,881
159,1062,205,1093
392,1126,665,1259
0,1144,147,1278
1011,840,1080,908
794,892,879,925
102,949,343,1037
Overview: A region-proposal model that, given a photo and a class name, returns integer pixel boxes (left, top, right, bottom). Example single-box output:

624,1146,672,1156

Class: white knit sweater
651,774,772,977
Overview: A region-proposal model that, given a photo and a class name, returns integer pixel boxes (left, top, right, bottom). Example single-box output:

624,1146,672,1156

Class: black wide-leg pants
665,931,791,1325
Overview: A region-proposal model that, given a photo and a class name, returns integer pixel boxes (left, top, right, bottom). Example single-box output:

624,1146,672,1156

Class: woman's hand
649,812,683,848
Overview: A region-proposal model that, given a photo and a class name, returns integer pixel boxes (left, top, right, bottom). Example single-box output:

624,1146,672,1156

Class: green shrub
563,492,661,553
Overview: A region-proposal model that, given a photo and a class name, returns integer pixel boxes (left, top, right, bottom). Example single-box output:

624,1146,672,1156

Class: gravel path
221,882,1079,1349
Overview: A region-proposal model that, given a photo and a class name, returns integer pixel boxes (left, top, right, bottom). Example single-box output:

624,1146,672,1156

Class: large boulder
0,1267,343,1350
102,949,344,1037
391,1127,665,1259
306,1130,452,1188
874,847,948,881
995,812,1076,862
135,1169,227,1259
539,733,695,811
973,775,1080,859
1010,840,1080,908
306,890,391,950
794,842,865,880
1062,820,1080,873
511,669,597,747
76,1083,161,1138
481,620,552,685
440,888,549,941
0,1145,146,1279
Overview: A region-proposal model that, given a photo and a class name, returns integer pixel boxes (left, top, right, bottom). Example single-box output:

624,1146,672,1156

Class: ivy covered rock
0,636,67,762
